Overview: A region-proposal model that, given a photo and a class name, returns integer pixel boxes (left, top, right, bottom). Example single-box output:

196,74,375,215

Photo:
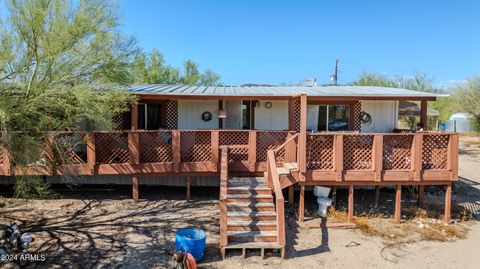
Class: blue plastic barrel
175,228,206,262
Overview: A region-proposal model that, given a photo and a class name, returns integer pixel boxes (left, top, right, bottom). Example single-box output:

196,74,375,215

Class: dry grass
327,208,349,223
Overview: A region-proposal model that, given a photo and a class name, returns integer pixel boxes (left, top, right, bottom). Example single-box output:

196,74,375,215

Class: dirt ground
1,134,480,269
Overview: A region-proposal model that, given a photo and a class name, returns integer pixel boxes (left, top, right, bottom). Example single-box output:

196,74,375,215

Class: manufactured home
0,85,458,257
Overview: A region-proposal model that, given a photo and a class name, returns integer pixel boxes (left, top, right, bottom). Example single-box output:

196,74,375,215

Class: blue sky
112,1,478,86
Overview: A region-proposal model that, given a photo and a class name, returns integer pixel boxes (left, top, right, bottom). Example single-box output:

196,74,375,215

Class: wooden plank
348,185,354,223
219,147,228,251
395,185,401,224
444,183,452,223
172,130,180,172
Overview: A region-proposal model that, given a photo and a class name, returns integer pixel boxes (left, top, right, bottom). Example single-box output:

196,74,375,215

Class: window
138,103,163,130
317,104,350,131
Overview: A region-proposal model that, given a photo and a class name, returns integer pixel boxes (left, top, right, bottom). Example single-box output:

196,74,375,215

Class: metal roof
126,84,442,98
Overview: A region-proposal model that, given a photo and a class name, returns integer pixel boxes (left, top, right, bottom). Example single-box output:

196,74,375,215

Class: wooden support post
373,134,383,182
348,185,354,223
132,175,139,204
2,144,10,175
395,185,401,224
186,176,191,203
128,132,140,164
211,131,219,171
374,186,380,206
417,185,425,207
248,131,257,172
131,102,138,130
288,186,294,205
299,94,307,174
420,100,428,130
334,134,344,182
299,184,305,222
172,130,180,172
87,132,96,175
444,183,452,223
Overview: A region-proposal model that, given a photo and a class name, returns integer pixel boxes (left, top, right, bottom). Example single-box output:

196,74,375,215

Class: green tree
200,69,221,86
453,77,480,131
182,59,201,85
0,0,135,198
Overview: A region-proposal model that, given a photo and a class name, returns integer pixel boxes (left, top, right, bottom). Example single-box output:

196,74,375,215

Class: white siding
178,100,219,130
361,100,398,133
254,100,288,130
224,100,242,129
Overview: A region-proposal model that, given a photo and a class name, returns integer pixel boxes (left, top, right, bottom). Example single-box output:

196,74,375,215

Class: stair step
228,221,277,231
283,162,299,170
227,231,278,243
224,242,282,250
227,202,275,212
228,176,267,188
226,194,273,203
227,211,276,221
227,186,271,195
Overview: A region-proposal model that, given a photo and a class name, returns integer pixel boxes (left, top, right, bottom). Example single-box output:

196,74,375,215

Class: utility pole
330,58,339,85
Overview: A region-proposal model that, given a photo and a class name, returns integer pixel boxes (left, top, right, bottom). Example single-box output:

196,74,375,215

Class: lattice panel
422,134,449,169
219,131,249,163
165,100,178,129
256,132,288,162
112,111,131,130
294,99,301,132
307,135,334,170
0,146,3,164
181,131,211,162
95,133,129,164
353,101,362,131
383,135,413,170
54,133,88,165
343,135,374,170
140,131,172,163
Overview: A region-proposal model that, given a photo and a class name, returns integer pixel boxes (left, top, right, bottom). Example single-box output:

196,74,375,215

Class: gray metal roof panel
124,84,441,98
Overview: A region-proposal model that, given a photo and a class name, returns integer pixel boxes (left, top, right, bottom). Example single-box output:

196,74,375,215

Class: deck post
299,94,307,174
131,102,138,130
86,132,96,175
395,185,401,224
299,184,305,222
288,185,294,205
348,185,354,223
132,175,139,204
211,131,219,171
417,185,425,207
186,175,191,203
248,131,257,172
420,100,428,130
444,183,452,223
128,131,140,165
172,130,181,172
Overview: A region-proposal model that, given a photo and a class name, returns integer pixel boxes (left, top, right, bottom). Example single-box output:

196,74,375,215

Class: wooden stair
222,176,283,258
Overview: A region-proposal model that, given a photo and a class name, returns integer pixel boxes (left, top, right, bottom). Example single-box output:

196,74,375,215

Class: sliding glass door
317,104,350,131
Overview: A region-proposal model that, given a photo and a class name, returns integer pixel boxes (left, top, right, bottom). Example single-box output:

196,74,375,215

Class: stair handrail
219,146,229,253
273,133,299,155
267,149,286,252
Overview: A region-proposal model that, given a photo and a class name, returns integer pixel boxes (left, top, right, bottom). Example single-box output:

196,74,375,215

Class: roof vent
302,78,317,87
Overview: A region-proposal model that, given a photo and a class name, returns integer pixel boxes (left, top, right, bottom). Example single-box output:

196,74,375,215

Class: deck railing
266,149,286,255
0,130,458,182
306,132,459,183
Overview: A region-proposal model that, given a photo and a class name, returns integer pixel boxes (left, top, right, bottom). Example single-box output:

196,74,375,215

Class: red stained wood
348,185,354,223
395,185,401,224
